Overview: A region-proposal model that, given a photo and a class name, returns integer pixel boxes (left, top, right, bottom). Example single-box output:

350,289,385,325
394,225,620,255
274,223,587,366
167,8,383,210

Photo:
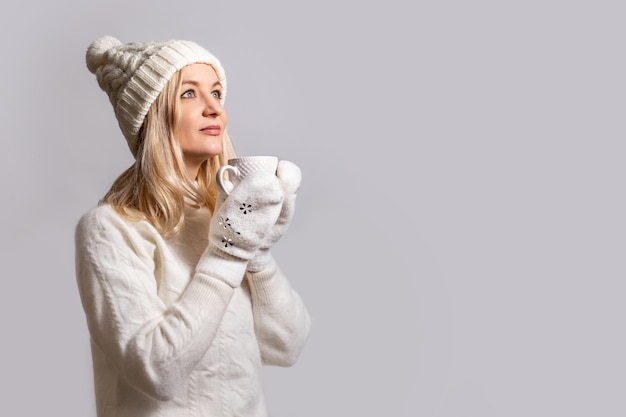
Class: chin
206,138,224,155
197,142,223,158
206,145,223,157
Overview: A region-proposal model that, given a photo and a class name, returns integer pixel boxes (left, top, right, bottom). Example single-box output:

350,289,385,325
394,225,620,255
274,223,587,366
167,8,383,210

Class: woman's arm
75,207,234,401
247,260,311,367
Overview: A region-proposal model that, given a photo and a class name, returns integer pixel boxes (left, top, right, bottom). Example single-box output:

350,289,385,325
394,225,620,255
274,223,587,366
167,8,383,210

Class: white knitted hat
86,36,227,157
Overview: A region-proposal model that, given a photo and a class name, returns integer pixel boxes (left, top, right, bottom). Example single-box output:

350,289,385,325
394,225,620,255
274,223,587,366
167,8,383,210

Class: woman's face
175,63,227,178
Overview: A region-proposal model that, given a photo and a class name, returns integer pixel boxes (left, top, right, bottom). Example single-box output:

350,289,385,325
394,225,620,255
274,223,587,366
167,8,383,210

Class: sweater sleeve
246,259,311,367
75,207,234,401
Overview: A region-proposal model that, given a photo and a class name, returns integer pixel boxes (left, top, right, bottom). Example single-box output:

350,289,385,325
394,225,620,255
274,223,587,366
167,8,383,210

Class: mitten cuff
247,249,276,273
246,259,283,304
196,247,249,288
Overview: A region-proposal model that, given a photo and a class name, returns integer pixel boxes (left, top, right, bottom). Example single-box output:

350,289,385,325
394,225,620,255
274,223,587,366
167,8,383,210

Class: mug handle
216,165,238,195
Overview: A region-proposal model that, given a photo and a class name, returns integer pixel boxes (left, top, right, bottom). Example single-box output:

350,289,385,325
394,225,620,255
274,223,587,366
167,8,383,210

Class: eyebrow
181,80,222,88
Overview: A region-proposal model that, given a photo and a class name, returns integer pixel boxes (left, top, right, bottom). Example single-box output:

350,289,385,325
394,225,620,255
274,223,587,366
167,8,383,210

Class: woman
75,36,311,417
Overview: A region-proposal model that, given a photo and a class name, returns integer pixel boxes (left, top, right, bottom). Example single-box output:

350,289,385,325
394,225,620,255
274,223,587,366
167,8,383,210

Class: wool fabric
203,170,284,286
85,36,227,157
248,160,302,272
75,203,311,417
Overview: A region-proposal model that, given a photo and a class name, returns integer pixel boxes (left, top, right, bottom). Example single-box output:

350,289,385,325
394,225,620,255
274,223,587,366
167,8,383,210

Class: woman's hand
247,160,301,272
199,170,283,286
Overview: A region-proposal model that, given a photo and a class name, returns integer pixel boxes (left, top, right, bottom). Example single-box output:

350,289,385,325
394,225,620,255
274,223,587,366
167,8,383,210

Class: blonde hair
102,67,236,237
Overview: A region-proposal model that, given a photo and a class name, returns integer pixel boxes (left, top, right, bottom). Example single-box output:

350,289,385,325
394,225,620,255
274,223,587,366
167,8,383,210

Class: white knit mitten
197,171,283,287
247,160,301,272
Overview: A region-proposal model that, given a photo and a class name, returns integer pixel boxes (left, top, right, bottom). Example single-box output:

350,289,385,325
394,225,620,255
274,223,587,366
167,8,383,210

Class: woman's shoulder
75,203,143,243
77,203,120,229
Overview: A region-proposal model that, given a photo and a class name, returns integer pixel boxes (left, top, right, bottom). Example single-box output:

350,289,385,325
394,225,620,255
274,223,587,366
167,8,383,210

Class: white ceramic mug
216,156,279,195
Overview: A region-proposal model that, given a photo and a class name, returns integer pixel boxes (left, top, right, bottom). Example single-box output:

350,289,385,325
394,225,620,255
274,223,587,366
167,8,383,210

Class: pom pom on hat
86,36,122,73
85,36,227,158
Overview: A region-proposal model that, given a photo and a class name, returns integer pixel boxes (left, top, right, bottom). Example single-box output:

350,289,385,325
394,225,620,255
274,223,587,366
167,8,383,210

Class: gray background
1,0,624,416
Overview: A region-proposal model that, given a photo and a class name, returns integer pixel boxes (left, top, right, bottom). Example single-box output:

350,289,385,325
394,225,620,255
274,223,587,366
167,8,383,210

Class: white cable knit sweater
75,203,311,417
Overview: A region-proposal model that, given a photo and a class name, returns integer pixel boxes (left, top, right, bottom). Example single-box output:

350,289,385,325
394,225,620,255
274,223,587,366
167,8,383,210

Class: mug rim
228,155,278,163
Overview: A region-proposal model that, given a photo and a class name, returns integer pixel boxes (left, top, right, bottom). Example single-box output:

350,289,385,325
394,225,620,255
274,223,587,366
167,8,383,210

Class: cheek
174,115,192,138
176,104,195,127
177,112,190,127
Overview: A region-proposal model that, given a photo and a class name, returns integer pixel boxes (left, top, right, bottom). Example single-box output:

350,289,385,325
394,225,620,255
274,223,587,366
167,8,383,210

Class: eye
211,90,223,99
181,89,196,99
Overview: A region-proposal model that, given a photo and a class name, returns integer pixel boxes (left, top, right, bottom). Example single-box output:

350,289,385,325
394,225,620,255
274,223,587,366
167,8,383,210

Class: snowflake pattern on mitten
208,171,283,262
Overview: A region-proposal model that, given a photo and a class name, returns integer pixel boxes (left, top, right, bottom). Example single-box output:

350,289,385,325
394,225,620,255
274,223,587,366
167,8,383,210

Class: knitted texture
75,203,311,416
248,160,302,272
198,170,284,287
86,36,227,157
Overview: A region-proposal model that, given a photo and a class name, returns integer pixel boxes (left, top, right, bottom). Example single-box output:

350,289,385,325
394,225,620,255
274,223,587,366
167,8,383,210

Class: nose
203,96,223,117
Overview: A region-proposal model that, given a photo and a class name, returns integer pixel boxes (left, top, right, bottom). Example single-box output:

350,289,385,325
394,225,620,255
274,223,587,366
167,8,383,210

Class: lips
200,125,221,136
